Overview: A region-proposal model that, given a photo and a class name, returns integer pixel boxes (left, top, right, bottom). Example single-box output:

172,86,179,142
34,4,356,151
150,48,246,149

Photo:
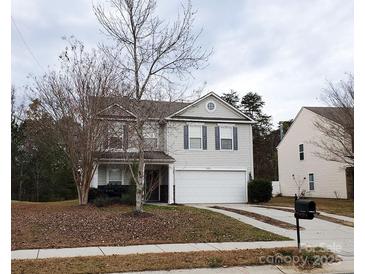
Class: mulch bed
211,206,303,230
12,202,287,250
11,247,338,274
256,205,354,227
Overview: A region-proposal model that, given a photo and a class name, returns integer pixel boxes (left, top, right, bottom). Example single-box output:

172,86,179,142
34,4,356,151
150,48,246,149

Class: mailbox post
294,195,317,249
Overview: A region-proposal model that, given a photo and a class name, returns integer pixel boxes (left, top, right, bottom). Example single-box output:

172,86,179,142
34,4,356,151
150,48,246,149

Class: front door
145,170,160,201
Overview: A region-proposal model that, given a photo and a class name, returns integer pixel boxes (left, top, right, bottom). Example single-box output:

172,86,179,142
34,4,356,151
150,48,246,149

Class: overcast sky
11,0,353,126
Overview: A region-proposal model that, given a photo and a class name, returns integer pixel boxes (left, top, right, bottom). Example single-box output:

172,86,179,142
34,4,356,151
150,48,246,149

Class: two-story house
277,107,353,199
90,92,255,204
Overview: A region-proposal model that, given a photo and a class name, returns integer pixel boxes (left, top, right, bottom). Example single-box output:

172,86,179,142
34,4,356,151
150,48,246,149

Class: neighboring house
90,92,255,204
277,107,351,199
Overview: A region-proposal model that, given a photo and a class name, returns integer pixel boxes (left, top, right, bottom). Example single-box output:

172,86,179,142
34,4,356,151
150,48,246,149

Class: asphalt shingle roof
94,151,175,163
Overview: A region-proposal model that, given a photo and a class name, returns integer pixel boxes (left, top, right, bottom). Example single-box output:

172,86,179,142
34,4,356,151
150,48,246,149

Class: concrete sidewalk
255,204,354,223
12,240,297,260
195,204,354,261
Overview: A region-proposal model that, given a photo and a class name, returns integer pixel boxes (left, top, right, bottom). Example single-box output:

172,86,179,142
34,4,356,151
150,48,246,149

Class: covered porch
90,151,175,203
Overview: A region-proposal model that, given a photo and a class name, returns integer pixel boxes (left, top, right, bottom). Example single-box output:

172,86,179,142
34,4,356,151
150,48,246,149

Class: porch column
91,164,99,188
168,164,175,204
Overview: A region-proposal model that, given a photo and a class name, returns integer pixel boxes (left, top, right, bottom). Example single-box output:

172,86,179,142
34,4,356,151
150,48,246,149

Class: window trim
205,101,216,112
107,122,124,150
107,166,123,185
219,126,234,151
188,125,203,150
308,172,315,191
143,124,158,149
299,143,304,160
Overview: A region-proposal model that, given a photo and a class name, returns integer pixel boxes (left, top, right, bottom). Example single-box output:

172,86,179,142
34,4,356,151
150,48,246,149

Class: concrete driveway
194,204,354,261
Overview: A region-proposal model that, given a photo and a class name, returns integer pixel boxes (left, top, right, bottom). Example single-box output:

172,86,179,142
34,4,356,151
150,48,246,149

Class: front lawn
12,201,288,250
263,196,354,218
11,247,337,274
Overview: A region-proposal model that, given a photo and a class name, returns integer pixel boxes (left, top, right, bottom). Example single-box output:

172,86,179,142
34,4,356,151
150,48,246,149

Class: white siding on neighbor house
271,181,281,196
166,121,253,175
277,108,347,199
177,96,243,119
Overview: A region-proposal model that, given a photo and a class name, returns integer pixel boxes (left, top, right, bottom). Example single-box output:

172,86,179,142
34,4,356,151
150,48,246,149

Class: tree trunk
76,183,82,205
35,176,39,202
35,168,40,202
76,180,90,205
135,151,145,213
18,164,23,201
80,188,89,205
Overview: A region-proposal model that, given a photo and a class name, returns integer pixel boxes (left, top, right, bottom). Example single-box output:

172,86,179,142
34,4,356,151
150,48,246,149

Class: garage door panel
175,170,246,203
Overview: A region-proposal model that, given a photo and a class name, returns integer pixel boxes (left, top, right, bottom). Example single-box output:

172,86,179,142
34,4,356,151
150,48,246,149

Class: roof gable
276,107,344,149
97,104,136,119
169,92,254,121
304,107,353,124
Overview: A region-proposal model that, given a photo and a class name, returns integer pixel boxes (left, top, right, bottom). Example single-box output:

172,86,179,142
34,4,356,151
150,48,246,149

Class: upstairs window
108,122,124,149
220,126,233,150
189,125,202,149
308,173,315,190
143,124,158,150
299,144,304,160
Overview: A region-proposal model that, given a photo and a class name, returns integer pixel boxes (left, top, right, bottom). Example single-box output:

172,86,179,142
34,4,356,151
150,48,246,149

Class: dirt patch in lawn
257,205,353,227
11,247,338,274
211,206,303,230
12,201,288,250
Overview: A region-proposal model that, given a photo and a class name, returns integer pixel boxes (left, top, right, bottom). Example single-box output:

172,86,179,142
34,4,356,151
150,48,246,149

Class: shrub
248,179,272,203
121,185,136,205
93,196,122,207
88,188,99,202
120,162,138,205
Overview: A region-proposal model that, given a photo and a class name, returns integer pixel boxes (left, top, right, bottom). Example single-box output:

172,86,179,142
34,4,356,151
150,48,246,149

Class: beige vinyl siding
277,108,347,198
167,121,253,174
159,124,166,151
178,96,243,119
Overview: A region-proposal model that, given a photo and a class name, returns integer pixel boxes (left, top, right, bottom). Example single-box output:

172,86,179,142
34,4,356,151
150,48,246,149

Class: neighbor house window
108,122,124,149
108,167,122,185
220,126,233,150
308,173,315,190
299,144,304,160
143,124,158,150
189,125,202,149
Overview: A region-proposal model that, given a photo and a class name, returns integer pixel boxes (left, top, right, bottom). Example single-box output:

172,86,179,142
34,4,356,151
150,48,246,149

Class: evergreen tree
221,90,277,180
220,90,240,108
11,95,76,201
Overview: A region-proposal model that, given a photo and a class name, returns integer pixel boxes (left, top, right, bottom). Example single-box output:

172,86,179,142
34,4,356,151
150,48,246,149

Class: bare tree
312,74,354,167
94,0,210,212
31,38,123,205
292,174,307,197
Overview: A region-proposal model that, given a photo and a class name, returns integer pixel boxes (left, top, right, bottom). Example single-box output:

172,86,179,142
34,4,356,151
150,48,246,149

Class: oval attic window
206,101,216,112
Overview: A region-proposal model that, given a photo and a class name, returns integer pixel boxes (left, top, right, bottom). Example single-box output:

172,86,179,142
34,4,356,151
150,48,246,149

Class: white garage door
175,170,247,203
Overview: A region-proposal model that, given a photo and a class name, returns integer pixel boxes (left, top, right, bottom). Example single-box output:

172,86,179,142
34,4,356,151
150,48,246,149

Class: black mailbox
294,199,316,220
